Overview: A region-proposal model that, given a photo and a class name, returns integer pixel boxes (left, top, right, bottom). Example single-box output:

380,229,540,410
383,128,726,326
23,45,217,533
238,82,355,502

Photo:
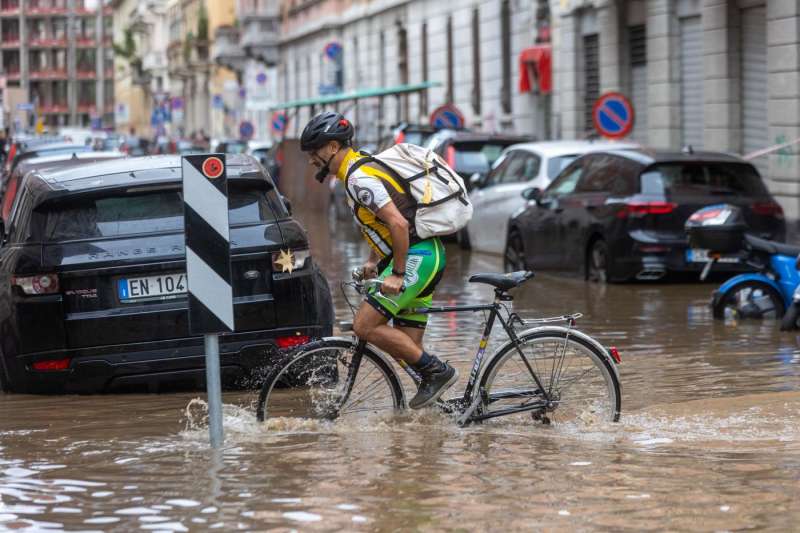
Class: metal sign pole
204,333,224,447
182,153,234,449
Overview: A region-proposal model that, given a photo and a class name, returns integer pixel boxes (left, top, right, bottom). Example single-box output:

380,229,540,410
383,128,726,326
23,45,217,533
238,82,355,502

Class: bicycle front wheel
479,329,621,426
256,338,405,423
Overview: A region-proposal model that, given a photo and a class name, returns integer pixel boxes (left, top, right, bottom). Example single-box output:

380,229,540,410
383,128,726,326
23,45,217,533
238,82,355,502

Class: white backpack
347,143,473,239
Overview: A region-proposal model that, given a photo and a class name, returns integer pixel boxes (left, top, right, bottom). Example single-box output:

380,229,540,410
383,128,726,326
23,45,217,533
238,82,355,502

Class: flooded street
2,207,800,531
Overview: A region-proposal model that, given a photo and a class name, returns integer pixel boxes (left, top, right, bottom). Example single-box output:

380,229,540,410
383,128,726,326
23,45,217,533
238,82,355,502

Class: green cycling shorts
366,238,446,329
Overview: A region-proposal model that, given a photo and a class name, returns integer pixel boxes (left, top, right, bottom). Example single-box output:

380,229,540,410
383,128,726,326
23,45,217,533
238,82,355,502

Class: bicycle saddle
745,234,800,257
468,271,534,290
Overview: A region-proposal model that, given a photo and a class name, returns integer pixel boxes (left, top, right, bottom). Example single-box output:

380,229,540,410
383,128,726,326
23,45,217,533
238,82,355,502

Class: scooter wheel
712,280,785,320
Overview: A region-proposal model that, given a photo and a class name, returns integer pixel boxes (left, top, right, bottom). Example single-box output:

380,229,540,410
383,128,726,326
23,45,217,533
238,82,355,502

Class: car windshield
39,185,280,241
640,162,769,196
547,155,580,179
452,141,515,175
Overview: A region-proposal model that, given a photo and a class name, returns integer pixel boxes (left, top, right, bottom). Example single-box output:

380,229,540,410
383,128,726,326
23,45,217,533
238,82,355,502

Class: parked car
1,151,127,225
505,149,785,282
377,123,444,152
214,139,248,154
425,130,532,186
0,154,333,393
466,140,639,252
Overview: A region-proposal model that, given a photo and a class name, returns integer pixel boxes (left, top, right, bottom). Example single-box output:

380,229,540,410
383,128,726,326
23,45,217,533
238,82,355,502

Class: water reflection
0,206,798,530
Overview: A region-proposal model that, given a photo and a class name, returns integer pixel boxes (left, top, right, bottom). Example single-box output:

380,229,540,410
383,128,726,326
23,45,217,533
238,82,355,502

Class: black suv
505,150,785,282
0,155,332,393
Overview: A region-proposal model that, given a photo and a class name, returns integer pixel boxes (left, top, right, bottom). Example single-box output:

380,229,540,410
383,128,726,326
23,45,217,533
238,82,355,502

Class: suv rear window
39,184,280,241
640,163,769,196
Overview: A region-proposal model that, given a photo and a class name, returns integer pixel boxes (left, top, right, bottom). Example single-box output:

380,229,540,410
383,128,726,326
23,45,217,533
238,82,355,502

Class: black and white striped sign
182,154,235,334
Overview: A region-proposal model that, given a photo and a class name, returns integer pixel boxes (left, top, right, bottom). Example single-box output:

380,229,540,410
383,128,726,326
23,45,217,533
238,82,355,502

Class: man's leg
352,302,423,364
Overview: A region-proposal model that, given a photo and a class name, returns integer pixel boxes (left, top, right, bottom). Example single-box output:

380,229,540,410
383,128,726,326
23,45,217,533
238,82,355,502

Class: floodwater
2,207,800,531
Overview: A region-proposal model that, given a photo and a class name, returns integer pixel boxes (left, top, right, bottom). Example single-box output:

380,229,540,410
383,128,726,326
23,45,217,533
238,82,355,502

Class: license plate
118,273,187,301
686,249,740,264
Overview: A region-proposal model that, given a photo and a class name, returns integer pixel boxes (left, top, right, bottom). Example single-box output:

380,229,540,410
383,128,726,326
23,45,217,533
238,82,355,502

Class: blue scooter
686,205,800,324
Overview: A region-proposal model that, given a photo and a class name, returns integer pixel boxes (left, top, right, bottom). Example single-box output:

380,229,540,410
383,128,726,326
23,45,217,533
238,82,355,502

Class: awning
270,81,442,111
519,45,552,95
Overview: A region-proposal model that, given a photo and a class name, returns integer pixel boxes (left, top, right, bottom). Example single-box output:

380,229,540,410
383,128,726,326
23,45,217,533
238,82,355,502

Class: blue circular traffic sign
271,112,288,135
592,92,635,139
430,104,465,129
256,72,267,85
239,121,254,140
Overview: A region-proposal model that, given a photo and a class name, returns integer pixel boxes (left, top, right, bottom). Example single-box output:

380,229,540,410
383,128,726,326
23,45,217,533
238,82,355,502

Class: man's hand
361,261,378,280
381,274,405,295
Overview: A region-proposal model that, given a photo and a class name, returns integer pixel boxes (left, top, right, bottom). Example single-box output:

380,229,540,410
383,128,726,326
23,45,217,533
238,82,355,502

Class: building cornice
280,0,411,46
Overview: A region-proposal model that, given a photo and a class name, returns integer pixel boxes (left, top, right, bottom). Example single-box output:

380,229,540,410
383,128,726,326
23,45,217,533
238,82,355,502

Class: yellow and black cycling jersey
335,148,416,259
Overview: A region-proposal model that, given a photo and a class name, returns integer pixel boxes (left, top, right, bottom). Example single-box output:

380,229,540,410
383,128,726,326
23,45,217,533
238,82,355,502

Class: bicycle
256,270,622,427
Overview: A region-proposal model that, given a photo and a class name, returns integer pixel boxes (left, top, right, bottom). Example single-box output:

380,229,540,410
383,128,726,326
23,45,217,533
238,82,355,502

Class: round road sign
202,157,224,179
239,120,254,140
271,112,288,135
430,104,465,129
592,92,635,139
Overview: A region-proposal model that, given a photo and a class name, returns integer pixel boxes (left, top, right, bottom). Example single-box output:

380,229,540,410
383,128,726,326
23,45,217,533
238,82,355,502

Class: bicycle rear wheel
256,338,405,423
478,328,621,426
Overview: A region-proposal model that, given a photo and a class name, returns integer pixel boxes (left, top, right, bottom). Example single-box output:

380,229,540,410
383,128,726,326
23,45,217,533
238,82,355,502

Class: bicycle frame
338,289,555,423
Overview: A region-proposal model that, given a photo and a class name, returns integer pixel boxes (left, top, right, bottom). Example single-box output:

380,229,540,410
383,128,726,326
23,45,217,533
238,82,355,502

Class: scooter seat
745,234,800,257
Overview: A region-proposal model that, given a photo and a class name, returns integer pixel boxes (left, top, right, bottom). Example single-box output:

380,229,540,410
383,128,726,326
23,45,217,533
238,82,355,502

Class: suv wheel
504,230,526,272
587,239,609,283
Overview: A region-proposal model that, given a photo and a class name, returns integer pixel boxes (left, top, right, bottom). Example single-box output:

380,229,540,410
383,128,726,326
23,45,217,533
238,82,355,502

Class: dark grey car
505,149,785,282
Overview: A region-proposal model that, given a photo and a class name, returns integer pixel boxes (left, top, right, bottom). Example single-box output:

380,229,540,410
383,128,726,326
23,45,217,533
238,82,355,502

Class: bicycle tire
256,338,405,422
478,328,621,425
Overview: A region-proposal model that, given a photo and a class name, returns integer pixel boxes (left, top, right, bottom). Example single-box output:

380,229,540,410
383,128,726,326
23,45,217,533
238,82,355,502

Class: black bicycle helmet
300,111,354,151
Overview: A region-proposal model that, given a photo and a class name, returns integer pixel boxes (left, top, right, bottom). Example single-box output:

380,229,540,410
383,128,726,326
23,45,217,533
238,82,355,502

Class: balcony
5,69,20,81
29,68,67,79
28,5,67,15
211,25,245,72
40,103,68,114
240,20,279,66
77,103,96,114
76,69,96,79
1,36,19,48
75,36,96,48
29,37,68,48
0,3,19,16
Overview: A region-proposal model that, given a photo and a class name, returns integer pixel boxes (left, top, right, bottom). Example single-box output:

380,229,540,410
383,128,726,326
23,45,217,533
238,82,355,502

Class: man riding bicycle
300,111,458,408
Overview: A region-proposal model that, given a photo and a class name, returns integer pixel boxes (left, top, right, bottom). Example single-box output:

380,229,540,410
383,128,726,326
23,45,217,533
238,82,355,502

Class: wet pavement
1,206,799,531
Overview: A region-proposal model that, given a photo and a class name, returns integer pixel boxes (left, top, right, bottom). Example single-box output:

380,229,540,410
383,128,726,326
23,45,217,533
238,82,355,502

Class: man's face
308,142,336,170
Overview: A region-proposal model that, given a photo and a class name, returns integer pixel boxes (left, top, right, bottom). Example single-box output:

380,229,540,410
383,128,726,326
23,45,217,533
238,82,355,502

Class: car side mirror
469,172,486,188
280,194,292,216
521,187,542,202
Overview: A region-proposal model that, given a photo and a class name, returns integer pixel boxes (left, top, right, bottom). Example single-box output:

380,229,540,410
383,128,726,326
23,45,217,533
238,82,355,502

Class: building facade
164,0,238,140
278,0,547,143
554,0,800,219
112,0,171,137
0,0,113,131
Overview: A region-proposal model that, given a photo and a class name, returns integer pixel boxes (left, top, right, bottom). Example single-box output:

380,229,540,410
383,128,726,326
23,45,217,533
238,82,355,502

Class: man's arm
375,201,409,295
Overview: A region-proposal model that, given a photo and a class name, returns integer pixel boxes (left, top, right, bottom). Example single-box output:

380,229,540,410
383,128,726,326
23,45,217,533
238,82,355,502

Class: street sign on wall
239,120,254,140
430,104,465,129
592,92,635,139
271,111,288,135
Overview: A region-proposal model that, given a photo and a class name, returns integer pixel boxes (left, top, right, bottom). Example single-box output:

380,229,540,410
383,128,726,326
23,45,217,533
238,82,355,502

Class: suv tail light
276,335,310,349
32,358,71,371
11,274,60,295
616,202,677,218
751,201,784,219
394,130,405,144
